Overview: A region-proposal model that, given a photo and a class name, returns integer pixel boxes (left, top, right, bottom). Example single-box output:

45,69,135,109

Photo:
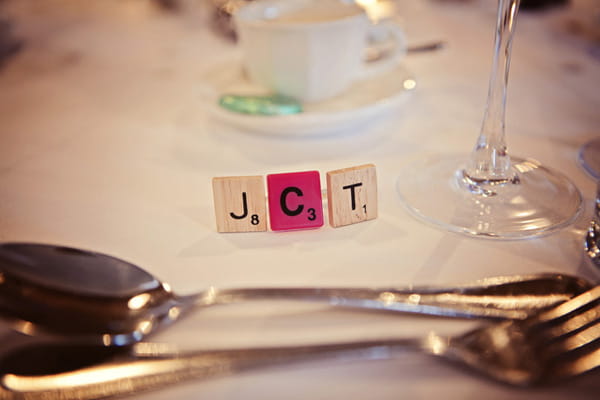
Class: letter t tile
326,164,377,228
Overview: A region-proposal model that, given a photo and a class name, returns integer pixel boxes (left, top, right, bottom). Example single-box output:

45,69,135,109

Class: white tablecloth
0,0,599,398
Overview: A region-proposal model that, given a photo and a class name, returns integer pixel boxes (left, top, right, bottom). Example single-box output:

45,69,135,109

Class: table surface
1,0,599,399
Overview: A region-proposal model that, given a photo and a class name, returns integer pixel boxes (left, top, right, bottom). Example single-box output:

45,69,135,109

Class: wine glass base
577,138,600,180
397,154,583,239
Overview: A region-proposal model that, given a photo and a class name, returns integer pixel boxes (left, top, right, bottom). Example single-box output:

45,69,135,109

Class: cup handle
358,21,406,80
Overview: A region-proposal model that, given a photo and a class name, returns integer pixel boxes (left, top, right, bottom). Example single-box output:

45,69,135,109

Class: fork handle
0,338,428,400
188,276,586,320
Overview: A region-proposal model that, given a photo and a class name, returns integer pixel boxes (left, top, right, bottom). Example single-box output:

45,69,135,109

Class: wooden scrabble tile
326,164,377,228
267,171,324,231
212,176,267,233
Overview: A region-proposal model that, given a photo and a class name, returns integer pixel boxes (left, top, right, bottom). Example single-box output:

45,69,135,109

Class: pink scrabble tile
267,171,324,231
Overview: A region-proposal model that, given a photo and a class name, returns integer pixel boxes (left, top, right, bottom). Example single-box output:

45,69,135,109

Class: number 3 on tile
267,171,324,231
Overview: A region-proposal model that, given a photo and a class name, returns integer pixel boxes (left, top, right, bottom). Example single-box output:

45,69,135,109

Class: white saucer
199,58,416,137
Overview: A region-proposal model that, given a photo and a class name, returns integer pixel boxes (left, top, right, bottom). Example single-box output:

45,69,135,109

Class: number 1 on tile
326,164,377,228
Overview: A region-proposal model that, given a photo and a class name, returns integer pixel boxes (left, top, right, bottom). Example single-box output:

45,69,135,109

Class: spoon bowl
0,242,595,347
0,243,191,346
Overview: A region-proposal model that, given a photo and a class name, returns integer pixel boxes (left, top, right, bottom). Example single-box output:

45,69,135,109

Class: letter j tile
212,176,267,233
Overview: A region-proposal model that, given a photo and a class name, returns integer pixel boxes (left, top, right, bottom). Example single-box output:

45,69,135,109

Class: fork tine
536,303,600,344
535,292,600,382
560,322,600,353
567,347,600,377
532,286,600,326
546,339,600,380
544,319,600,357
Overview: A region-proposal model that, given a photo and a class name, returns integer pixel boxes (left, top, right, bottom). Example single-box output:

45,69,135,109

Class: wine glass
578,138,600,180
396,0,582,239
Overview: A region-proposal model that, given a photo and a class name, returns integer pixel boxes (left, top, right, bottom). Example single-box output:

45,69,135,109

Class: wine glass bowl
398,154,582,238
397,0,582,239
578,138,600,180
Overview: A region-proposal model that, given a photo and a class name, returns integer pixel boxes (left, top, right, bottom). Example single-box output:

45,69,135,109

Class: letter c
280,187,304,216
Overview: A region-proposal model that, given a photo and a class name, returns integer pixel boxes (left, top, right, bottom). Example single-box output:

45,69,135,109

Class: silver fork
1,287,598,400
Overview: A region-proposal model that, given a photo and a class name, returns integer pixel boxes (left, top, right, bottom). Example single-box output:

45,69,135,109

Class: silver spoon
0,242,593,347
1,287,598,400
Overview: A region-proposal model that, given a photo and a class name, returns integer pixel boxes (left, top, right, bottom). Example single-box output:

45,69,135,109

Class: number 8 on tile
212,176,267,233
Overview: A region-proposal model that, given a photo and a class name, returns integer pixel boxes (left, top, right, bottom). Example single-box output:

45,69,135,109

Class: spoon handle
191,273,591,320
0,338,423,400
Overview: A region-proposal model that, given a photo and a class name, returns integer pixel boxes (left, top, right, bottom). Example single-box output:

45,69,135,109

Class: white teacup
234,0,406,103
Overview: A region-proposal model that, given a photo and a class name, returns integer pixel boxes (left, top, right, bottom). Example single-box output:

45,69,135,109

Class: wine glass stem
466,0,521,182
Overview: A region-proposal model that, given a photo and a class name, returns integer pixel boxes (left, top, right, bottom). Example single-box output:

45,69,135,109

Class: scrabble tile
212,176,267,233
326,164,377,227
267,171,324,231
